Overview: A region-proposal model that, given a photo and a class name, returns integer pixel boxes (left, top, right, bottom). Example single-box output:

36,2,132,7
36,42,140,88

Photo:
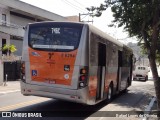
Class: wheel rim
108,86,112,100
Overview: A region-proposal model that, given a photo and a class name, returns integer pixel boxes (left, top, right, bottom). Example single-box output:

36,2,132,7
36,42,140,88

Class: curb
142,96,156,120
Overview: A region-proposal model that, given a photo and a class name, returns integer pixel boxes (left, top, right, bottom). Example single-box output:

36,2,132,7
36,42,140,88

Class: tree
88,0,160,112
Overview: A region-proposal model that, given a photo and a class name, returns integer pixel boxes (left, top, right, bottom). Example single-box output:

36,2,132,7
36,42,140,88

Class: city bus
20,21,134,105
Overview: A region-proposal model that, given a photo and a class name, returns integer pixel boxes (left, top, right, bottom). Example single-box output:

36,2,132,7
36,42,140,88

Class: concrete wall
0,0,68,84
0,0,67,21
0,32,9,85
10,39,23,56
0,62,3,85
67,16,79,22
0,5,10,25
10,14,34,27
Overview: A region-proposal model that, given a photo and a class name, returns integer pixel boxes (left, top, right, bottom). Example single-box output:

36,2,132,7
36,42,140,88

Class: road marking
0,90,20,95
99,117,104,120
0,98,50,111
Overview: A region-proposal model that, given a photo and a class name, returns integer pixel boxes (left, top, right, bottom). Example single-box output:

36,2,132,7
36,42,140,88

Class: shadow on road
1,81,155,120
11,99,110,119
3,89,152,119
114,90,152,108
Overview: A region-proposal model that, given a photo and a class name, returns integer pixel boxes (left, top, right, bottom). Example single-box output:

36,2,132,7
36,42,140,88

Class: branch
141,21,151,58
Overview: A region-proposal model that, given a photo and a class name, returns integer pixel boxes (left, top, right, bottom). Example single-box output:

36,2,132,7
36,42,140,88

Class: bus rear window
28,24,83,51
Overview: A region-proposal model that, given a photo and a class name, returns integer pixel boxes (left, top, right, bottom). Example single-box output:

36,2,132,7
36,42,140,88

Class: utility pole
79,6,97,24
79,13,93,24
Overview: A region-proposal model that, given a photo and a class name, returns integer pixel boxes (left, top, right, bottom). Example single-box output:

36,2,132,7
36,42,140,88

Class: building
67,15,79,22
0,0,77,85
0,0,67,57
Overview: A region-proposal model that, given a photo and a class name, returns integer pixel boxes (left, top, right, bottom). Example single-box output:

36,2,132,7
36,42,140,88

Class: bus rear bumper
20,81,91,105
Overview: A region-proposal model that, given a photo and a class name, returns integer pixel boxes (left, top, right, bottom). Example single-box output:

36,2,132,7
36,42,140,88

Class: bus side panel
73,24,91,103
88,32,119,103
88,32,98,102
120,67,130,90
22,25,32,84
88,68,98,97
119,47,133,91
105,44,119,95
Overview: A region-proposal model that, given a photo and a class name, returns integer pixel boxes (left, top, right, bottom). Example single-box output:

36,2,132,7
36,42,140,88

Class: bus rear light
80,75,86,81
79,67,88,88
79,82,85,87
80,68,88,74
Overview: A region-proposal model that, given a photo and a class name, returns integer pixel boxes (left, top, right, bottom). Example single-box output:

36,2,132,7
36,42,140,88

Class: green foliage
2,44,17,53
90,0,160,64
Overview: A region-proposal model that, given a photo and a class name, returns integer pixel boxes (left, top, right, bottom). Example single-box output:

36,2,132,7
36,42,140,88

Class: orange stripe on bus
89,76,97,97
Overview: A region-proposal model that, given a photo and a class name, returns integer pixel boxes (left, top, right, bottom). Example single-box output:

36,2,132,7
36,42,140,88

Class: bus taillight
21,61,26,82
80,75,86,81
80,68,87,74
79,67,88,88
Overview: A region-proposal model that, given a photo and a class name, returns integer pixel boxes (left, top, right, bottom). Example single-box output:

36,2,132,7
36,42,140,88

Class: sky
20,0,137,44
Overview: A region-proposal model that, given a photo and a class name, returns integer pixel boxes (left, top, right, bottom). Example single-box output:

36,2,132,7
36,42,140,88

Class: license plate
44,79,56,84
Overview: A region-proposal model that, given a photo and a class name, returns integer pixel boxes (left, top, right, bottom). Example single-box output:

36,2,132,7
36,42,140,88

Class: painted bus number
61,53,75,58
49,80,56,84
45,79,56,84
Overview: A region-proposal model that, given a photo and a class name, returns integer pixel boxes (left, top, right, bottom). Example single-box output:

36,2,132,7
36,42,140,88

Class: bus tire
123,78,129,93
145,76,148,81
107,83,113,102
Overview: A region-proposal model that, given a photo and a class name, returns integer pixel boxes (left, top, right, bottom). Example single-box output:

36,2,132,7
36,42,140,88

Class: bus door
96,43,106,100
119,51,128,90
129,54,133,86
117,51,122,92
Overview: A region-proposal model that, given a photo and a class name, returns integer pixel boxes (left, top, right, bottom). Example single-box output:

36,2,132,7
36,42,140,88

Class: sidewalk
0,80,20,95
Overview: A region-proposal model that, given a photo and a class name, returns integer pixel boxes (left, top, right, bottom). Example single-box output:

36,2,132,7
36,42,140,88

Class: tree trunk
141,28,160,113
149,56,160,112
150,6,160,117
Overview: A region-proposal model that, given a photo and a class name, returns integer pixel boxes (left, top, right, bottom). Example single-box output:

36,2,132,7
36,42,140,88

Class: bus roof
27,21,85,26
27,21,132,51
88,23,123,47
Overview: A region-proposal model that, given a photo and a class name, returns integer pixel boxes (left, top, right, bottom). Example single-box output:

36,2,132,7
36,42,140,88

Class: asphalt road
0,80,155,120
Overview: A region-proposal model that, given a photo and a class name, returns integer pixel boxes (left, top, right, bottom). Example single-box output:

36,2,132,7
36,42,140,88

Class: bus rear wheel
107,84,113,102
